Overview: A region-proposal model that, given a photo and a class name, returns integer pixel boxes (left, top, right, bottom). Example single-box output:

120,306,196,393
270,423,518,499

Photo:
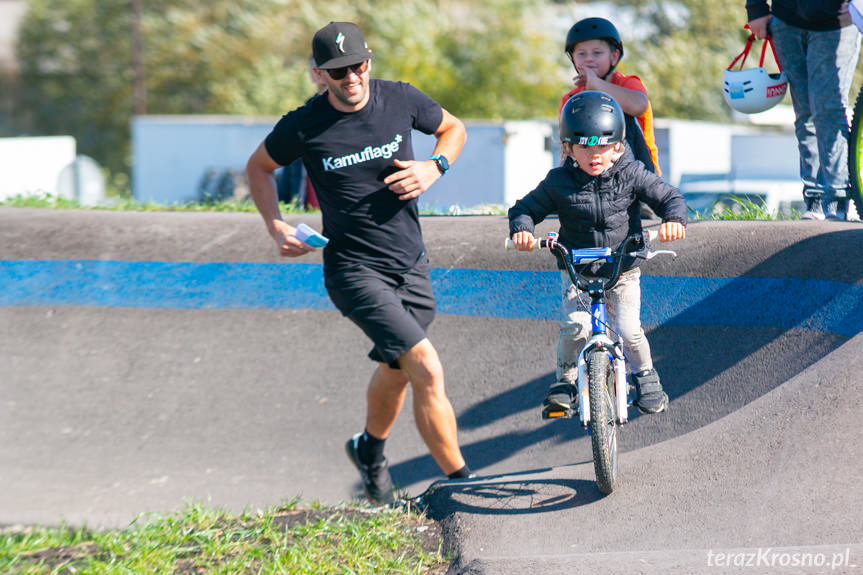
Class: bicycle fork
576,300,630,427
576,337,629,427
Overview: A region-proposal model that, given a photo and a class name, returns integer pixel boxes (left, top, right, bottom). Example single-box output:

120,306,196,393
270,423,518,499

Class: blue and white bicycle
507,231,675,494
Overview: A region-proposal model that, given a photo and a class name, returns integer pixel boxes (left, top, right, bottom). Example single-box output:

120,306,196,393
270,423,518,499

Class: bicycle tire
848,85,863,218
588,350,618,494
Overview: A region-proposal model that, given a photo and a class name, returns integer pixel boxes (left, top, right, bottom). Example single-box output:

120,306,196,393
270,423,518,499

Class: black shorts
324,256,436,368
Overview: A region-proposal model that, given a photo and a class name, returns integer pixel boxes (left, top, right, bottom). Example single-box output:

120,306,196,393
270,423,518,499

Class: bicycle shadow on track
419,472,604,520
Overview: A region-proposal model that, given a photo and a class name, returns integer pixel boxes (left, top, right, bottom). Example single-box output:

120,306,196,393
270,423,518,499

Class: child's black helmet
559,91,625,146
565,17,624,59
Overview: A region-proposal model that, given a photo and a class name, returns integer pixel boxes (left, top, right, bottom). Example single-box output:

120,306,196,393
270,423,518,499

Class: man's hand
748,15,771,40
384,158,440,200
271,219,315,257
511,231,537,251
658,221,685,242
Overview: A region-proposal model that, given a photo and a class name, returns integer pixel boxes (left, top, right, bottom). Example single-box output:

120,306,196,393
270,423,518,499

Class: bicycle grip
505,237,540,251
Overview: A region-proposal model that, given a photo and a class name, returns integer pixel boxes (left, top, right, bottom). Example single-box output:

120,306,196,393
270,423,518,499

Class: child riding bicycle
508,91,687,418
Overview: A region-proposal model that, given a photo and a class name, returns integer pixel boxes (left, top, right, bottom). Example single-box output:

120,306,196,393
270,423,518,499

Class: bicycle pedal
542,406,577,420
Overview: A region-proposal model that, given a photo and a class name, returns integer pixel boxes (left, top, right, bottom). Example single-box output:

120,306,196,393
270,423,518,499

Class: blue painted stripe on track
0,260,330,311
2,260,863,336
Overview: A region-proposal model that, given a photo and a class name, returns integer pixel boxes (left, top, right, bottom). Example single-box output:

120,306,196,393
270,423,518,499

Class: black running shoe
345,433,395,506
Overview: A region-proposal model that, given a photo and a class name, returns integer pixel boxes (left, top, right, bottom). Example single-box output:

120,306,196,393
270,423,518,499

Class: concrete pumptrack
1,208,862,574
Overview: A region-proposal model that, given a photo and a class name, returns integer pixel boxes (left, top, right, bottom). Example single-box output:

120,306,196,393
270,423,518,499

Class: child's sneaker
541,381,578,420
632,369,669,414
345,433,395,506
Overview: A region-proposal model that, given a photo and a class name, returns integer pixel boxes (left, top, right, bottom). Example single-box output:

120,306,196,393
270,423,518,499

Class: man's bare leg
365,363,410,441
344,365,410,506
393,338,466,475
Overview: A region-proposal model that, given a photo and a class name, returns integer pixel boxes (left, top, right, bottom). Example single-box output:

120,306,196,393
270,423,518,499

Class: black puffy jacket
508,145,687,277
745,0,851,31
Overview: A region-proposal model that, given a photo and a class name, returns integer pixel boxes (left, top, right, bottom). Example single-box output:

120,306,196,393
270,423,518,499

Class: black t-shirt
265,79,443,272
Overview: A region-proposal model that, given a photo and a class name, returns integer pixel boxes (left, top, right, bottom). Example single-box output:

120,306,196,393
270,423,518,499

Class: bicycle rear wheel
848,86,863,218
588,350,618,494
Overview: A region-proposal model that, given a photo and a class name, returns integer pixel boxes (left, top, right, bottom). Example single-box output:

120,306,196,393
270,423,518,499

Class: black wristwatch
429,154,450,175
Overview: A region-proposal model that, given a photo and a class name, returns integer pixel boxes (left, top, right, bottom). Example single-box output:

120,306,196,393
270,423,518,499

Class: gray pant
557,268,652,382
769,17,861,201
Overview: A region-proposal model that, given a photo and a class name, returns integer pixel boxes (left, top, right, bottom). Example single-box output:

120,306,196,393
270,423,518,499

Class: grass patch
418,203,507,216
688,195,800,221
0,501,447,575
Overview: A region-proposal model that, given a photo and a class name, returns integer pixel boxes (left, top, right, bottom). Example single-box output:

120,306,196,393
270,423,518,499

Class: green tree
140,0,310,115
16,0,312,179
281,0,562,119
433,0,562,119
16,0,137,175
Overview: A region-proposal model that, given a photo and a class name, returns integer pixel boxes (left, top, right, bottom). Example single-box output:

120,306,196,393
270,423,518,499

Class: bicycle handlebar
504,229,659,251
505,230,676,293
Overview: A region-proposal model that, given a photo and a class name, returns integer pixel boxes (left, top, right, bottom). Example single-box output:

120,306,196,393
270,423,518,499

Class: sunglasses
325,60,369,80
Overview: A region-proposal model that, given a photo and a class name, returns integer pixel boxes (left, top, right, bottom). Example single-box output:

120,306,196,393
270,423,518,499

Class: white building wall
0,136,76,200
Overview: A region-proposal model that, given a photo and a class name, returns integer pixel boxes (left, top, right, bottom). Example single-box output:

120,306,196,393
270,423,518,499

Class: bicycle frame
562,245,633,428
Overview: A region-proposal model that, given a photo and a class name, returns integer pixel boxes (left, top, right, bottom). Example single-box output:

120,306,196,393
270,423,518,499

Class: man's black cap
312,22,373,70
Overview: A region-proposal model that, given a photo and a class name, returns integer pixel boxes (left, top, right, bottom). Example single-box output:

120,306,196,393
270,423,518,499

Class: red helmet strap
729,33,783,73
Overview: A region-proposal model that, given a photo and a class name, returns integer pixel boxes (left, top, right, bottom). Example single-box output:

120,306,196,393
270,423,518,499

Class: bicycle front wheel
848,86,863,218
588,350,618,494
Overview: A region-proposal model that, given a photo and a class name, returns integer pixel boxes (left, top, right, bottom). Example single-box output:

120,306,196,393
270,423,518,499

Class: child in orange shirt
560,17,661,176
